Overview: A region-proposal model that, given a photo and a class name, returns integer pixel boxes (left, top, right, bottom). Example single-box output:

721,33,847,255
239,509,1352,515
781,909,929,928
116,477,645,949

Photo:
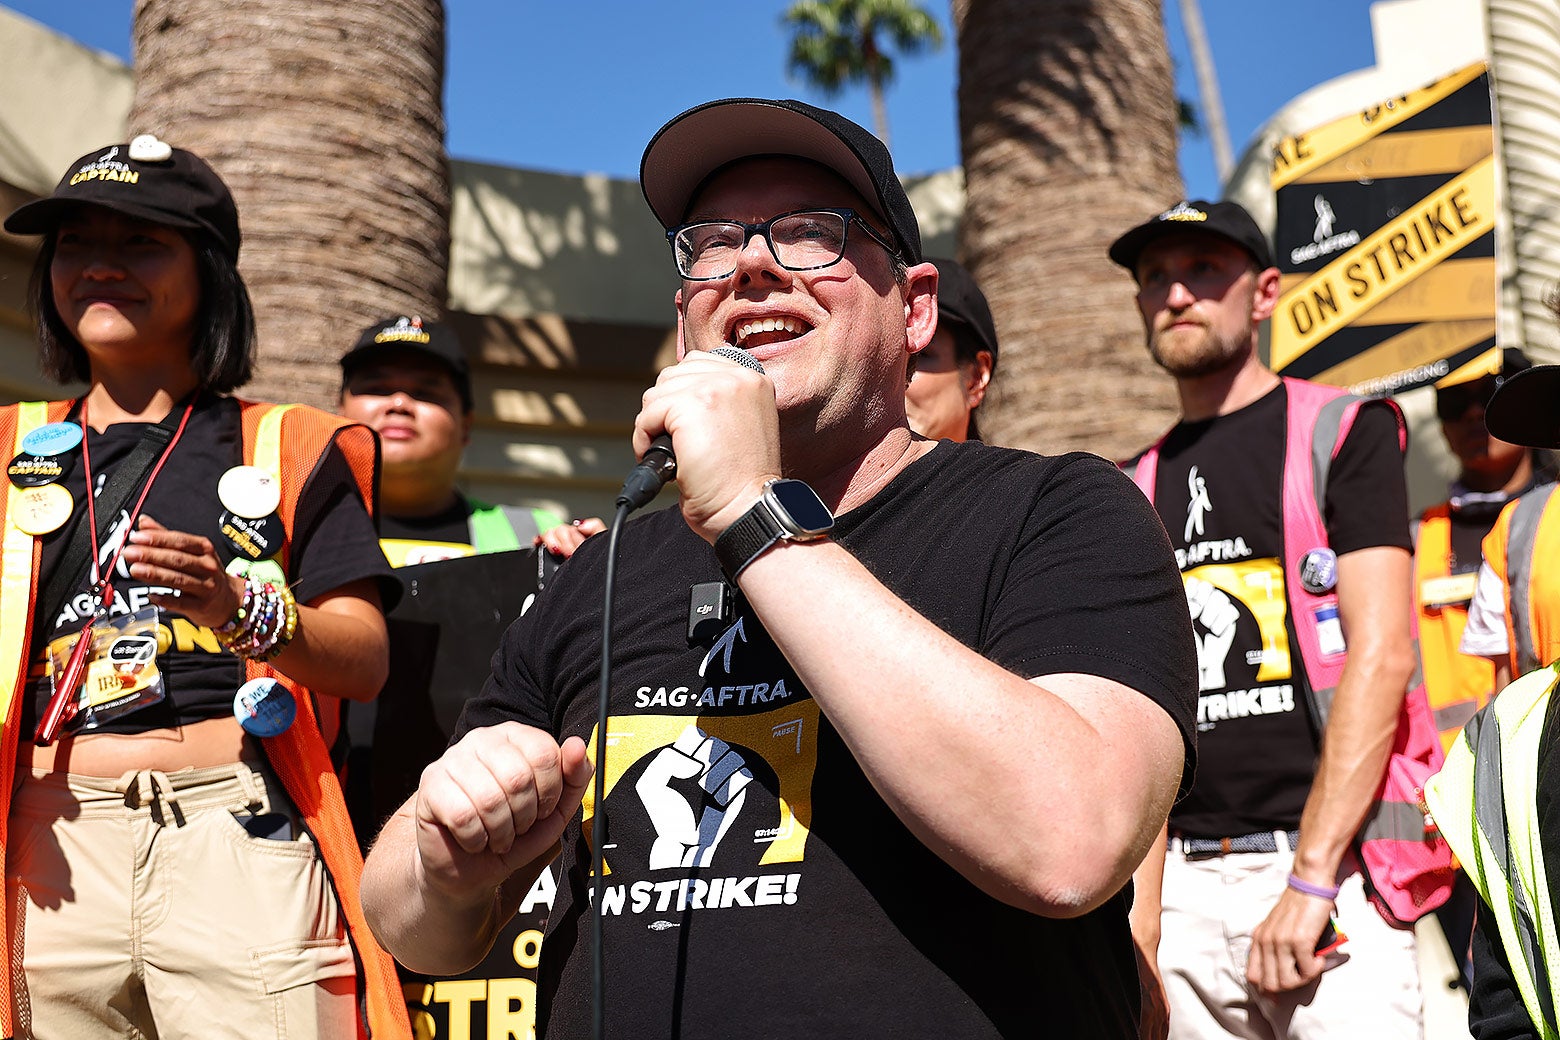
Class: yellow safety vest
1427,662,1560,1039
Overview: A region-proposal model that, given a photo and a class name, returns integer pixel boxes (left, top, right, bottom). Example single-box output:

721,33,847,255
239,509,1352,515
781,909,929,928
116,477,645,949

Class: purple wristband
1286,873,1340,900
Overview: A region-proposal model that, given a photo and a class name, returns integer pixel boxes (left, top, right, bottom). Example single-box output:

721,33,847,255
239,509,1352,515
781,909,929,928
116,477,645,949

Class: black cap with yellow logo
340,316,472,411
5,134,241,261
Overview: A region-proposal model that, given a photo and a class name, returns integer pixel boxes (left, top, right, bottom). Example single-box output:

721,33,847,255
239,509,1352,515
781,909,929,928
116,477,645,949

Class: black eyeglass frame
666,207,900,281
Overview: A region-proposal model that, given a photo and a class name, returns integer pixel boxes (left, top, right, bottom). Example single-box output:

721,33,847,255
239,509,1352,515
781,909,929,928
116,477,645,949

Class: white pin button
217,466,281,519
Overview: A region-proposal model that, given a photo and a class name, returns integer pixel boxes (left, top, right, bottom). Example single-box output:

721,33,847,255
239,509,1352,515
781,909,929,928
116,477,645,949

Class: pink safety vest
1129,377,1453,924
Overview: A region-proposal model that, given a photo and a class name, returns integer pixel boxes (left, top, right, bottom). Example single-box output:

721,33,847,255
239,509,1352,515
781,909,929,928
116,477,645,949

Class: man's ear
674,287,688,361
461,409,474,447
904,261,939,358
964,350,995,408
1252,266,1282,323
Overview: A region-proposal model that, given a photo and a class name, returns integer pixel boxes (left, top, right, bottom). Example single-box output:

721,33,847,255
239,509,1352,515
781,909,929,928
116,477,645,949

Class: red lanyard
79,396,196,609
35,396,196,746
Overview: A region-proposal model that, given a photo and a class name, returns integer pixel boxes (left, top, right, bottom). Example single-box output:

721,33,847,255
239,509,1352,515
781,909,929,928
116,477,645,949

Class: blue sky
4,0,1379,200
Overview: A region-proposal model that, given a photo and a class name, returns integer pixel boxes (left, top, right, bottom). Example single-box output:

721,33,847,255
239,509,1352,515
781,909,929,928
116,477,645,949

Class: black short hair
27,227,256,392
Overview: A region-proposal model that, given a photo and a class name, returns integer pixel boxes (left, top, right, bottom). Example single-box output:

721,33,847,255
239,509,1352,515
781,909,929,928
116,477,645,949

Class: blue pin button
233,677,296,737
21,422,83,457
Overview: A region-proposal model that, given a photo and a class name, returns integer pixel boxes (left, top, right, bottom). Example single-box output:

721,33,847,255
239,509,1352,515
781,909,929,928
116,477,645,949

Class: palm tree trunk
870,77,892,149
954,0,1184,460
1178,0,1233,184
129,0,451,409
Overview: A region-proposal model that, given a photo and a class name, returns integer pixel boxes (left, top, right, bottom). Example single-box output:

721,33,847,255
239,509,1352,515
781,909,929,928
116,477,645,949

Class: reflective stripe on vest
468,502,562,553
1428,664,1560,1038
0,403,49,728
1507,483,1557,675
253,403,294,481
469,502,523,552
1288,383,1363,717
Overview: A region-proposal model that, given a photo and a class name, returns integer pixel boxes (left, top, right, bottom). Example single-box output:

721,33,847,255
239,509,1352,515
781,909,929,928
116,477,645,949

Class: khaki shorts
7,762,357,1040
1158,838,1423,1040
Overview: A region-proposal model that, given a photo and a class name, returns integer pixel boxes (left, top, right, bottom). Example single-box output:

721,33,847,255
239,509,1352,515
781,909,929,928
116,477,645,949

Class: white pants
1160,840,1423,1040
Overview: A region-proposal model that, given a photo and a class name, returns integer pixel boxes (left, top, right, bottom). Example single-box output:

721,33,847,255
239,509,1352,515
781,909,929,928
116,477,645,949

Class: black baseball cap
340,316,472,411
1108,199,1274,273
930,257,998,366
640,97,923,264
1485,361,1560,448
5,135,241,261
1434,347,1532,422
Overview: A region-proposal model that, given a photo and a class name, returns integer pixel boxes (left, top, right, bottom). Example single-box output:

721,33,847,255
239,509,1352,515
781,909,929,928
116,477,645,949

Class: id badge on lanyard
43,605,165,737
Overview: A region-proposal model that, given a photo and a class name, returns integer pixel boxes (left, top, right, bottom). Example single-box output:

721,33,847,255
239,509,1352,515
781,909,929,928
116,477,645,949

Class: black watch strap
714,502,785,582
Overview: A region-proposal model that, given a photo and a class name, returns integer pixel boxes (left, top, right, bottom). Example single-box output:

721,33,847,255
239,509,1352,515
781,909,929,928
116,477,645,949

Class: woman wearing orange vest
0,138,409,1038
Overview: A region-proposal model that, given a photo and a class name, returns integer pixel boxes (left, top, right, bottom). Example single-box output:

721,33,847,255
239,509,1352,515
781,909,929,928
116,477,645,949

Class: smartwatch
713,478,834,581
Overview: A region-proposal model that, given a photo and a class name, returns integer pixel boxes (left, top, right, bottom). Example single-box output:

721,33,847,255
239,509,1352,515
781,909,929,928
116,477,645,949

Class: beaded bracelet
258,582,298,661
213,580,256,639
1286,873,1341,901
215,577,299,661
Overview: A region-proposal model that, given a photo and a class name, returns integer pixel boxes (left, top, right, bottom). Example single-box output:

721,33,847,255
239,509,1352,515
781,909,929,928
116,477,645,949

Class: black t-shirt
380,496,473,545
455,440,1198,1039
22,394,395,734
378,495,476,567
1147,384,1409,837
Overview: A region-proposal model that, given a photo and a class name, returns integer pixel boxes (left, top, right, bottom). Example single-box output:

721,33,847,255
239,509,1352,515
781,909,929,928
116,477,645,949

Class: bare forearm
1130,824,1168,951
362,727,590,974
1490,655,1512,694
271,586,388,701
737,539,1182,915
1291,546,1416,880
1292,637,1414,880
361,808,543,974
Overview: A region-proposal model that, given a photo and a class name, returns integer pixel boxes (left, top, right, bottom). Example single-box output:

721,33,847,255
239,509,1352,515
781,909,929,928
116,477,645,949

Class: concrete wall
0,8,134,401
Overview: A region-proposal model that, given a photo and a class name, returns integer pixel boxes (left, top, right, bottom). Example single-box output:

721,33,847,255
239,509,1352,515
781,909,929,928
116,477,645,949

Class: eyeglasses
1436,375,1503,422
667,208,898,281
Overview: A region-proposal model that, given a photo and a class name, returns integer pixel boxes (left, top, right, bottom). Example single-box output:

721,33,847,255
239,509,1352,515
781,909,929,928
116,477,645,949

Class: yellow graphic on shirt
379,537,476,568
1183,558,1292,688
582,700,821,877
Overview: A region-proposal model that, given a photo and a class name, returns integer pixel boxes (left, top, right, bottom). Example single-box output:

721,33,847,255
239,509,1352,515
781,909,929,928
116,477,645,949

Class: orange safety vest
1482,484,1560,677
0,399,410,1040
1414,505,1496,755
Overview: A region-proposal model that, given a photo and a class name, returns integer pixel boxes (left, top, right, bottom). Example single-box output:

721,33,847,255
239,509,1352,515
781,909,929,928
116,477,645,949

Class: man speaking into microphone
362,97,1197,1038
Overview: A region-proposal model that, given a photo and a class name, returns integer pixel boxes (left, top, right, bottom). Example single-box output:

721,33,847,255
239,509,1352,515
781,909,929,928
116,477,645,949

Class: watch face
768,479,834,536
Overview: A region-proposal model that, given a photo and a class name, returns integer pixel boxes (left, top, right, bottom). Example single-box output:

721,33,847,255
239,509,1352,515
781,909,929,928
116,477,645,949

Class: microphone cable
590,345,763,1040
591,499,632,1040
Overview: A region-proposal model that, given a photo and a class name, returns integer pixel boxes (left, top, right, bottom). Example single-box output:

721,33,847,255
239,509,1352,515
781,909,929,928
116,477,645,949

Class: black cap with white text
1108,199,1274,274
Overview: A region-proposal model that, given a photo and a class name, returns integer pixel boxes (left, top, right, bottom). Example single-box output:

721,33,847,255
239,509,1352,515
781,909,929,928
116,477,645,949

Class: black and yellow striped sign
1270,62,1495,395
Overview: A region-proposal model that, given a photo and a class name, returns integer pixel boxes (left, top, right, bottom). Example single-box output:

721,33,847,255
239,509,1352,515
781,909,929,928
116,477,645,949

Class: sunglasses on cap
1436,376,1503,422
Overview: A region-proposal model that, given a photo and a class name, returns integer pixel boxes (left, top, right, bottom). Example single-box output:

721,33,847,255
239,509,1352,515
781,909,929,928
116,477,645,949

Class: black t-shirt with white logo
455,440,1198,1039
23,395,394,734
1148,384,1409,837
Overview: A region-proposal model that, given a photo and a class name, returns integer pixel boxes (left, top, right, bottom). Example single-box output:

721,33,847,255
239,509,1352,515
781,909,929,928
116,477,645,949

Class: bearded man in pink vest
1113,200,1424,1040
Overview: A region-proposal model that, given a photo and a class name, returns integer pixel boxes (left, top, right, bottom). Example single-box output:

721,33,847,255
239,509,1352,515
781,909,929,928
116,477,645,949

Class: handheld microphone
614,346,765,510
